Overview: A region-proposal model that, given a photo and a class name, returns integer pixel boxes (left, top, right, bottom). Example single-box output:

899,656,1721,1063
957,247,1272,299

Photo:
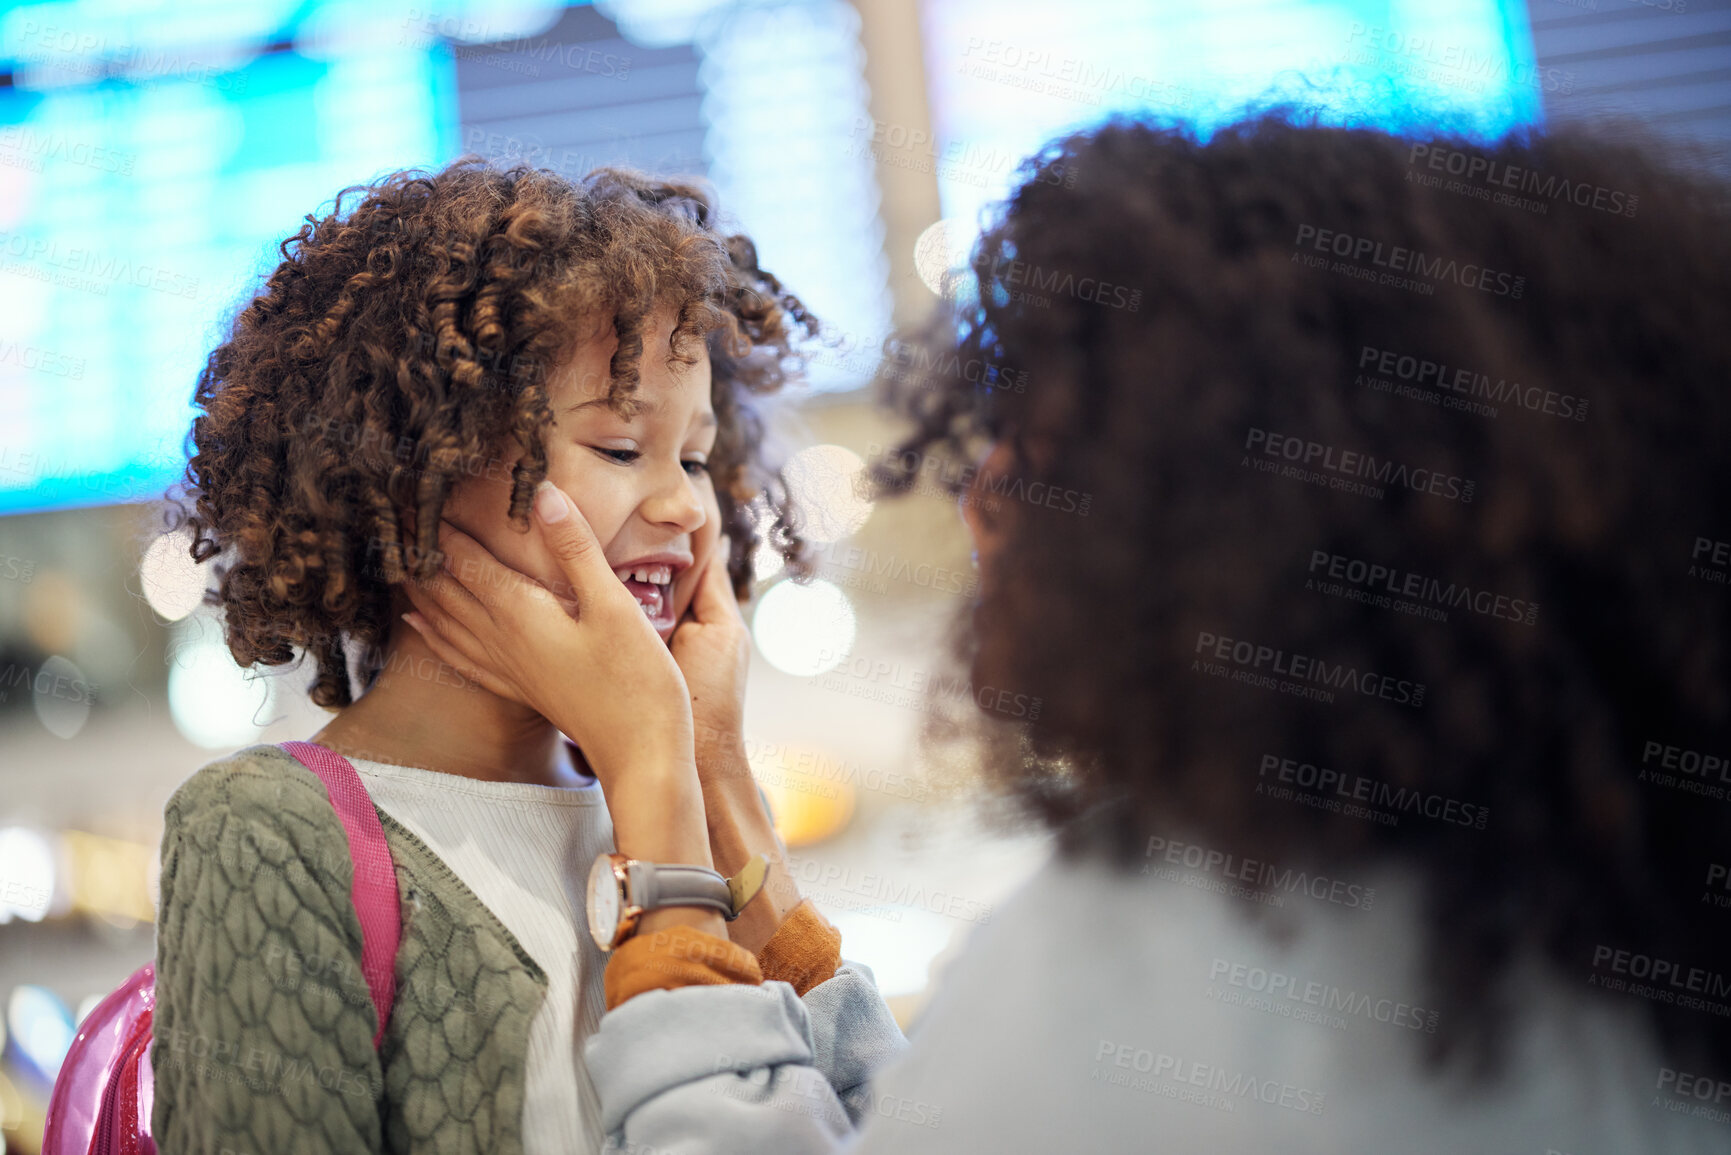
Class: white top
859,856,1718,1153
349,756,613,1155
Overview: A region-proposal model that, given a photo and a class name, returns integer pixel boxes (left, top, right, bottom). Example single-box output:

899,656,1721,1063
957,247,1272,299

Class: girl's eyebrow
561,396,717,431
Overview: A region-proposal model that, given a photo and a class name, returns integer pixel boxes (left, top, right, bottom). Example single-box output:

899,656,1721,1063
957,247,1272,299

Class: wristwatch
585,852,769,952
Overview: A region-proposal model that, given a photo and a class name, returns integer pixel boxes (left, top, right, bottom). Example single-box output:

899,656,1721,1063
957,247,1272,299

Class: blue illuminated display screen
920,0,1542,229
0,0,1539,517
0,2,457,516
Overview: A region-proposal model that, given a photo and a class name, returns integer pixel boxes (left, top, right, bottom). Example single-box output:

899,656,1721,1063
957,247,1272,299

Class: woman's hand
401,481,714,879
669,537,751,768
669,541,804,951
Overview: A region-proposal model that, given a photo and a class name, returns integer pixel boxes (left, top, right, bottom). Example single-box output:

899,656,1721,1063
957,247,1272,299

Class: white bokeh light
32,655,92,740
0,828,55,924
167,614,275,749
785,444,873,545
913,217,975,301
751,578,856,677
140,525,208,622
7,985,74,1080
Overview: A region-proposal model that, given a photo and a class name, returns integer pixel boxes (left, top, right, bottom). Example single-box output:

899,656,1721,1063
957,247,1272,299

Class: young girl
152,160,831,1155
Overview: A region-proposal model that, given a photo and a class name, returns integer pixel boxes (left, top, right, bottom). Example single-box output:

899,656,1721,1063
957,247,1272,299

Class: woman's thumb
533,480,608,601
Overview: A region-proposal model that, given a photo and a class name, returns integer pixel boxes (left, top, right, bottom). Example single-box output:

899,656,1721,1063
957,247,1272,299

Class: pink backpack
42,742,402,1155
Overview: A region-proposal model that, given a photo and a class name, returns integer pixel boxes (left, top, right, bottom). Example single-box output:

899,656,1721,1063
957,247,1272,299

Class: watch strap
627,861,734,919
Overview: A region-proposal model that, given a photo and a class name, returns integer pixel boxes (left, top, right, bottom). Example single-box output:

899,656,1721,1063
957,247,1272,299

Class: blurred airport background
0,0,1726,1148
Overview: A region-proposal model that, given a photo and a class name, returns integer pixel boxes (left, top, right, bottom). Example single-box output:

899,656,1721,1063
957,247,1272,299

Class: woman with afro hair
406,113,1731,1154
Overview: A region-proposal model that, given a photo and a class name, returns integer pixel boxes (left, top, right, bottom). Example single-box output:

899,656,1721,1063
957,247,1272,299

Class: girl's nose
642,461,707,533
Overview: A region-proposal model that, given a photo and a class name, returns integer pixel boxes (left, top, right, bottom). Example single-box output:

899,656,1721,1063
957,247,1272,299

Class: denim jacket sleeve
585,960,910,1155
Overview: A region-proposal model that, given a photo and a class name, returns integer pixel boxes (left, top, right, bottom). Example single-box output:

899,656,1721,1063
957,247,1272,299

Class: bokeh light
31,654,92,740
139,525,207,622
166,612,275,749
746,742,856,846
751,578,856,676
5,986,73,1082
0,827,55,924
913,217,975,300
784,444,873,544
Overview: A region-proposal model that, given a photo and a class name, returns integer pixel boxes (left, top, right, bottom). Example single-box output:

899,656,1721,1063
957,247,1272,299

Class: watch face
587,855,621,950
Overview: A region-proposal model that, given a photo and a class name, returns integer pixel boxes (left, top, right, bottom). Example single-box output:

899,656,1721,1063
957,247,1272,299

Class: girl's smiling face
441,307,720,643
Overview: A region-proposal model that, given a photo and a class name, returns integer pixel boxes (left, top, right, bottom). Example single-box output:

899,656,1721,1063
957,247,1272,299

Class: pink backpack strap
278,740,401,1049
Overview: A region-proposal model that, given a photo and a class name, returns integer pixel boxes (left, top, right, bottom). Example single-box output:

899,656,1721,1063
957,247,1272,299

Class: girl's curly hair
171,158,815,708
876,113,1731,1081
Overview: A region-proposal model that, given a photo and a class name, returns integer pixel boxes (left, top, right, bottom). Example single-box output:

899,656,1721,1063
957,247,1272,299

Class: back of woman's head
879,112,1731,1079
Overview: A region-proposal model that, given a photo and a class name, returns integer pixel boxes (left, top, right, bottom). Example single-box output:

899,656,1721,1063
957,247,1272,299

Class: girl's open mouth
612,562,679,634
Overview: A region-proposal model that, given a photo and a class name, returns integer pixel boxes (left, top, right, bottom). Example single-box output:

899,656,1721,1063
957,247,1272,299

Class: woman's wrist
696,746,805,953
605,759,713,869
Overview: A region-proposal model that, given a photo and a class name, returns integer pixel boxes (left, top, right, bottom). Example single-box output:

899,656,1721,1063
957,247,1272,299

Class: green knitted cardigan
151,744,549,1154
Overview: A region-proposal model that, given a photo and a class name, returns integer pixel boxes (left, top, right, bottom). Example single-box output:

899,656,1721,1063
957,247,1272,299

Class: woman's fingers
400,612,518,700
689,535,741,625
430,522,527,619
531,480,621,616
401,578,492,666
